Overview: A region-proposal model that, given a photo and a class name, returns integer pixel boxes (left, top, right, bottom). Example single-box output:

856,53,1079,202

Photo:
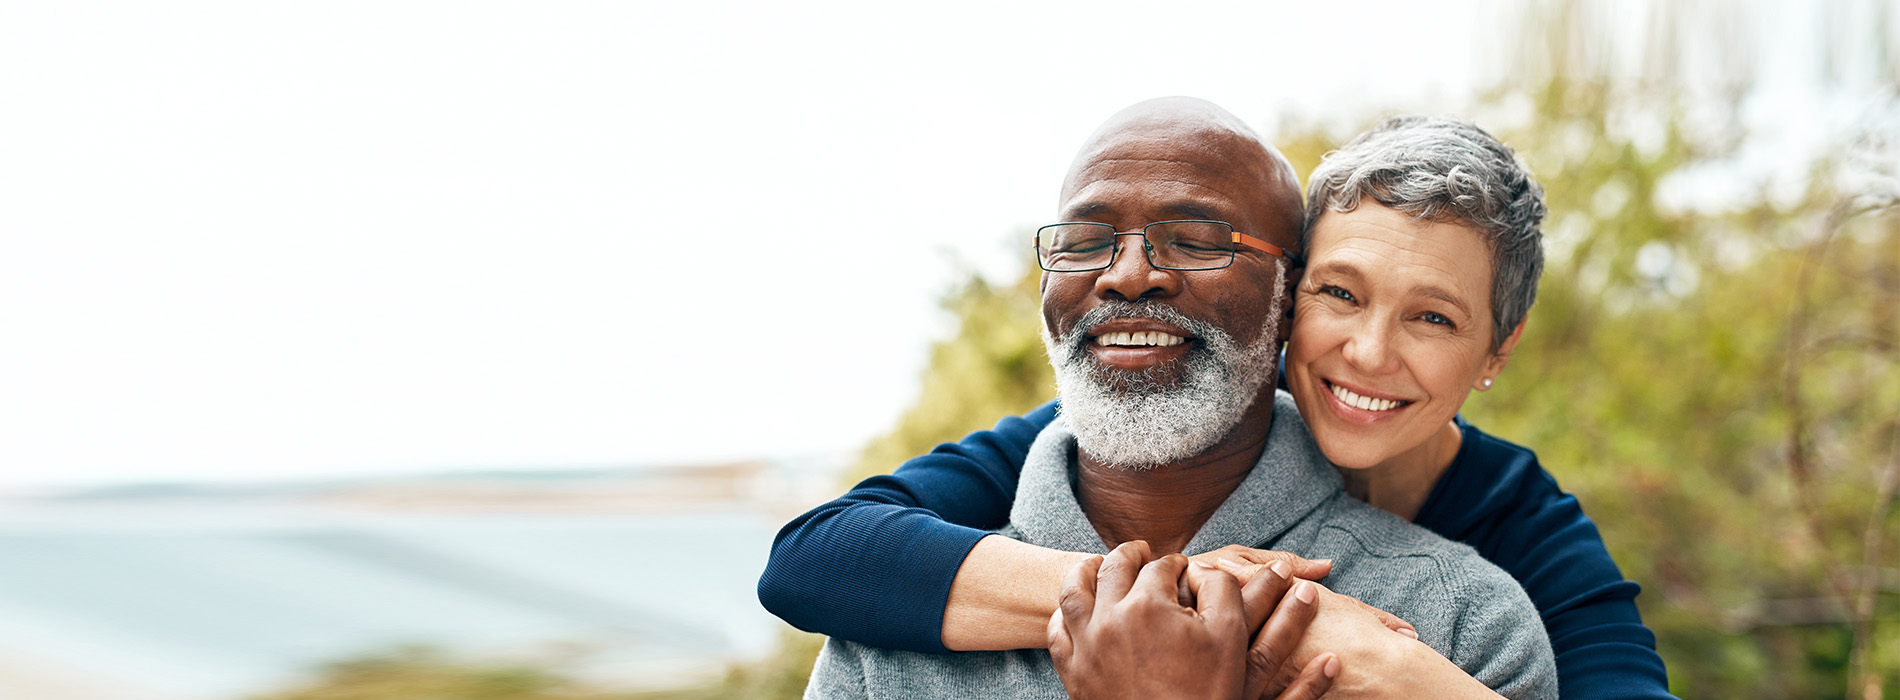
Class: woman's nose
1342,318,1399,373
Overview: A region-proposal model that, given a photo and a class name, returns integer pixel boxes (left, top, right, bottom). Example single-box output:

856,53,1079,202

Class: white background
0,0,1879,489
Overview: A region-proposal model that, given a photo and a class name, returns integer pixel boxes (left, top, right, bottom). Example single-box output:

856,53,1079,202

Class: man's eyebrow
1059,201,1230,224
1063,202,1114,220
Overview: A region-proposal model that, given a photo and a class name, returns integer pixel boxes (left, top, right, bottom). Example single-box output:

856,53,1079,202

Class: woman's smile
1322,379,1414,417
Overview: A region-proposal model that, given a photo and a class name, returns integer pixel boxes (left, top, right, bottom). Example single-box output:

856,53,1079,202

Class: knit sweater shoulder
805,392,1557,700
760,398,1675,699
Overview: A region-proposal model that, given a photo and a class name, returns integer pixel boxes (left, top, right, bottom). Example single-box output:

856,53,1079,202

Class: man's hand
1235,566,1343,700
1047,541,1340,700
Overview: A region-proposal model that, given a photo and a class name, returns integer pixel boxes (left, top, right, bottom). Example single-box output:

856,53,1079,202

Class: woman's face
1285,202,1522,470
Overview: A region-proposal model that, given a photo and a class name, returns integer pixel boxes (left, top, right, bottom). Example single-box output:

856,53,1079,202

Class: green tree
1453,2,1900,695
849,253,1055,482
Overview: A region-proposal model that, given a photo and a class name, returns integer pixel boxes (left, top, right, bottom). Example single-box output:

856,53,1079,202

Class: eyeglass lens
1037,221,1235,271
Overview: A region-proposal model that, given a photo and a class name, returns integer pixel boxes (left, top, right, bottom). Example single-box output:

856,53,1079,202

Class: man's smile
1085,320,1195,370
1093,331,1185,347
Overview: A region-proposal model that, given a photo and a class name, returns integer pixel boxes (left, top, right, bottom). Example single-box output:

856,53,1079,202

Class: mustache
1063,300,1221,347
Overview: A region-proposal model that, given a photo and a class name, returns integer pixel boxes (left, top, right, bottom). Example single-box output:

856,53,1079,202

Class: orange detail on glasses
1232,232,1288,259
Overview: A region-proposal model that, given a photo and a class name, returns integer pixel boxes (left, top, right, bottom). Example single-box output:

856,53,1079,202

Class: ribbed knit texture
805,392,1558,700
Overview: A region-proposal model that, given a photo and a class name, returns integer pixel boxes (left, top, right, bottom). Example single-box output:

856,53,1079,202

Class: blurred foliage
249,634,828,700
249,646,632,700
1452,3,1900,697
633,630,827,700
1468,110,1900,696
848,254,1057,483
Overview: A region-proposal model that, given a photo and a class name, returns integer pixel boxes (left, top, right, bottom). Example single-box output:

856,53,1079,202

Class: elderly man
802,98,1556,699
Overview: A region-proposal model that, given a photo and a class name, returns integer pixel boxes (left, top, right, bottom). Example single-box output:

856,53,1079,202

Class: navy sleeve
1416,422,1675,700
757,400,1058,653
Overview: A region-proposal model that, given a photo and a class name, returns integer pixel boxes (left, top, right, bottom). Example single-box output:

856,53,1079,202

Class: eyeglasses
1033,220,1293,272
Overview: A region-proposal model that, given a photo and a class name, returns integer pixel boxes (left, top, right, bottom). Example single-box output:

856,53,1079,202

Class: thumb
1047,606,1075,665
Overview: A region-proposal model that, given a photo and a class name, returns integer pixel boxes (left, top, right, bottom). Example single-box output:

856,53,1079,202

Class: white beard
1041,267,1286,470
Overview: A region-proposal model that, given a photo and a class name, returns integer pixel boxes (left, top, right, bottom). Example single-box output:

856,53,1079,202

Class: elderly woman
760,117,1672,699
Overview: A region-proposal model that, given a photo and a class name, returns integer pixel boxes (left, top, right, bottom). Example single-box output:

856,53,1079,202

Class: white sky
0,0,1881,489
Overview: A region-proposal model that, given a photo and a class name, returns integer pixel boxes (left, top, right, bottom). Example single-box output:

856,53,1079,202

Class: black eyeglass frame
1032,219,1298,272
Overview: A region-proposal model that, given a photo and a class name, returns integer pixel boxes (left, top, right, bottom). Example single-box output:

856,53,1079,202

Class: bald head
1059,97,1304,253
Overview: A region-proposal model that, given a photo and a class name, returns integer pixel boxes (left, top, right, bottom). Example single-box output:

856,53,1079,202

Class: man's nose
1092,233,1182,301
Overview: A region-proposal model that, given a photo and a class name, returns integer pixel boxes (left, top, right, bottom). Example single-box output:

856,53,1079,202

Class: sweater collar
1009,390,1343,555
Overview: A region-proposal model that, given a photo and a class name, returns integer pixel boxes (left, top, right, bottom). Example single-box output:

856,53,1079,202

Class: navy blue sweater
760,401,1674,699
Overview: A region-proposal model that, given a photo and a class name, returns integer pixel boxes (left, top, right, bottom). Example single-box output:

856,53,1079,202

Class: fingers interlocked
1049,541,1340,700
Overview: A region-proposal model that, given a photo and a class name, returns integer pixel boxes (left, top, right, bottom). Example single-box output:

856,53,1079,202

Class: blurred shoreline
0,457,848,700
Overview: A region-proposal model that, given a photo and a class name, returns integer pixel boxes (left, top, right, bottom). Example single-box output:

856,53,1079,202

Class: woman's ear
1476,317,1528,391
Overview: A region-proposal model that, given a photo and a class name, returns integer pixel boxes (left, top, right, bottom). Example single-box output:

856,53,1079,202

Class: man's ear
1477,316,1528,389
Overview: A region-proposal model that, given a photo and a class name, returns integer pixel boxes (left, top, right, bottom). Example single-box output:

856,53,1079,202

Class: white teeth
1331,383,1404,412
1094,331,1185,347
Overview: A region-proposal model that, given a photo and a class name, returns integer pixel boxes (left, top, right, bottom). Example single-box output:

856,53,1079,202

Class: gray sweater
806,391,1557,699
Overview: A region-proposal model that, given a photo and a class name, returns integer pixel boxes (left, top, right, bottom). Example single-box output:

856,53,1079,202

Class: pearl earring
1481,378,1494,389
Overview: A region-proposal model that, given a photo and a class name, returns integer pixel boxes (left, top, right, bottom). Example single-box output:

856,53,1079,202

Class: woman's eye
1320,285,1355,302
1420,312,1455,328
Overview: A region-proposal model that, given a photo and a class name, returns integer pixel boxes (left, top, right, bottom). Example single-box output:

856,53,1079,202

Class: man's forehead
1076,124,1263,169
1058,98,1303,245
1063,109,1288,191
1060,184,1239,222
1065,137,1266,199
1061,134,1282,217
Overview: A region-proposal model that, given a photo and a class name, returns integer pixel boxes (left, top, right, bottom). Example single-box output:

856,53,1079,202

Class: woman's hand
1189,544,1337,583
1048,541,1340,700
1247,580,1505,700
1202,555,1509,700
1207,554,1419,639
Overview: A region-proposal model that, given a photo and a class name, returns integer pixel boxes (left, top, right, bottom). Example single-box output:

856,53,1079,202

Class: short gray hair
1303,116,1546,350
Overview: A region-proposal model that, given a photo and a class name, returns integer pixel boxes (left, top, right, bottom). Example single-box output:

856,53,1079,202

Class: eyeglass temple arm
1233,232,1300,264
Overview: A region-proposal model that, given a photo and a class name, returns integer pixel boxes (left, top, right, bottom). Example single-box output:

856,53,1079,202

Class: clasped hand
1047,540,1343,700
1048,540,1421,700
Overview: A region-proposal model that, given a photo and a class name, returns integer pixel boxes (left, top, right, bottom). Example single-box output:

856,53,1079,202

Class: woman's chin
1315,440,1392,471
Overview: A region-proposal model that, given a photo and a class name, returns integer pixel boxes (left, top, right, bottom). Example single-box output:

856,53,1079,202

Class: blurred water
0,499,782,700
